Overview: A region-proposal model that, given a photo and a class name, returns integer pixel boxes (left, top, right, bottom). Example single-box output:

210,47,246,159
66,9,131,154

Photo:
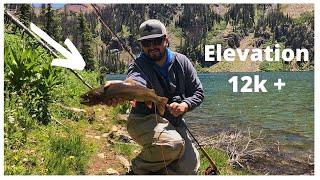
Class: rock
97,153,105,159
108,131,115,139
119,135,130,143
117,114,128,121
26,149,35,155
85,134,94,139
115,127,130,138
106,168,119,175
111,125,118,132
102,133,109,138
117,155,130,170
108,139,114,145
40,158,44,164
57,104,86,113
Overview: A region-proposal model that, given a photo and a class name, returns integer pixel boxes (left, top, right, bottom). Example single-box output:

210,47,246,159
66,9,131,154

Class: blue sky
33,3,65,8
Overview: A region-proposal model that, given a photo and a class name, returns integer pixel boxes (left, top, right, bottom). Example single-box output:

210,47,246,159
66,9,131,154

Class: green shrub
45,133,92,175
113,102,131,114
121,25,130,37
52,70,100,107
259,61,288,72
194,61,209,73
220,20,227,30
4,33,62,124
4,30,98,176
4,90,36,148
258,42,289,72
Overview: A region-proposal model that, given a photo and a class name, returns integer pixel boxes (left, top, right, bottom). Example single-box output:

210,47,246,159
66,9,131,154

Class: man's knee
141,141,184,160
127,114,187,174
132,138,185,174
159,138,185,161
170,123,201,175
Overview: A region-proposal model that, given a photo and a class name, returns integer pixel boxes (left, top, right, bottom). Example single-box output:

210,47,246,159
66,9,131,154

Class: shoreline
192,126,314,175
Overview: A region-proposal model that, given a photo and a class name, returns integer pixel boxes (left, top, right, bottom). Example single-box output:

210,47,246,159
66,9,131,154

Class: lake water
107,71,314,160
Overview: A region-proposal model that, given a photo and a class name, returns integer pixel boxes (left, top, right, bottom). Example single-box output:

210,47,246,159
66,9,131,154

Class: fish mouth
79,93,94,105
79,99,91,105
80,98,98,106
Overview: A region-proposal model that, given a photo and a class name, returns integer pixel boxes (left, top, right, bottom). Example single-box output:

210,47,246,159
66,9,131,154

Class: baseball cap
138,19,167,41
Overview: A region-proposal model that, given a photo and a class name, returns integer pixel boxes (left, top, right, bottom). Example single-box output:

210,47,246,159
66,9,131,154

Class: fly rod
88,4,158,90
184,122,220,175
88,4,220,174
89,4,136,60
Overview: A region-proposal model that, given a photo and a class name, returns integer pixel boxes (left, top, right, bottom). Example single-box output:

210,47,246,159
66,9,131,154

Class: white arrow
30,23,86,70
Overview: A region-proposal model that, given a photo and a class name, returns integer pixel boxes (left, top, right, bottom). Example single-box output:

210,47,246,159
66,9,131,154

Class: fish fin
124,78,135,85
156,97,168,116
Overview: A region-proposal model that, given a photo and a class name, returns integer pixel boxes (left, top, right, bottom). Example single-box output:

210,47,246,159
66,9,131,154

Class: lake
106,71,314,162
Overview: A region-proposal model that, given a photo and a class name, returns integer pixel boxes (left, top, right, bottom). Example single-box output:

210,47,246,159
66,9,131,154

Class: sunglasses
140,36,165,47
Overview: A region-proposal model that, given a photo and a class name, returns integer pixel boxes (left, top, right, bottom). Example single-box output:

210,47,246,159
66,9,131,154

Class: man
105,19,204,175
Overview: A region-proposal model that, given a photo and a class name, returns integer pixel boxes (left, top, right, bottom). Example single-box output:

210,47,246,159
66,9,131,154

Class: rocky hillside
28,4,314,72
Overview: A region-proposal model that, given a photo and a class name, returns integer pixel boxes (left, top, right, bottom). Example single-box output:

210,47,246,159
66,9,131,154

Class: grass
112,143,141,160
45,133,93,175
4,39,100,174
4,118,96,175
52,69,100,107
4,31,256,175
4,69,256,175
199,147,255,175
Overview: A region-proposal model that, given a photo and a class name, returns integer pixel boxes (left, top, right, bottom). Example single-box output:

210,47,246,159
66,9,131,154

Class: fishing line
88,4,156,90
184,122,219,175
154,106,169,175
87,4,170,175
4,10,93,89
88,4,218,175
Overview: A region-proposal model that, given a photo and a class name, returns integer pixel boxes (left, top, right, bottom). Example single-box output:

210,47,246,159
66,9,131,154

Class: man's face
140,36,168,62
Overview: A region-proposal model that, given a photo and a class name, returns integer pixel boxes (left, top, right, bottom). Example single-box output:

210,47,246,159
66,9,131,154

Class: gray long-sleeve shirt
126,51,204,126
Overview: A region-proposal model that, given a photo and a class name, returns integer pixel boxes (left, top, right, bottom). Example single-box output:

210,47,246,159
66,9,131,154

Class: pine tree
39,4,46,28
78,12,96,71
18,4,32,25
51,10,62,42
45,4,52,33
43,4,62,42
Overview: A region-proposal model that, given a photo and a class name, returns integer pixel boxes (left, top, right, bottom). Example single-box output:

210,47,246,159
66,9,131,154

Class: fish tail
156,97,168,116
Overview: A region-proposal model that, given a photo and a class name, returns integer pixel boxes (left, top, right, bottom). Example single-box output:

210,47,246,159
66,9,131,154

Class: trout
80,79,168,116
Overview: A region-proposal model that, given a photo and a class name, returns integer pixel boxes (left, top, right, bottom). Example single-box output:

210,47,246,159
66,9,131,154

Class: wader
127,113,200,175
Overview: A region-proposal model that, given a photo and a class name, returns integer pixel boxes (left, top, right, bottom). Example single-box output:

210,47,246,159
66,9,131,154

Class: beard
145,48,166,62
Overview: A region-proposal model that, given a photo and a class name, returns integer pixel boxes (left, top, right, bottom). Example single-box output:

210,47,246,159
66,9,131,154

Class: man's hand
103,80,152,108
166,102,189,117
103,80,125,107
130,100,153,109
